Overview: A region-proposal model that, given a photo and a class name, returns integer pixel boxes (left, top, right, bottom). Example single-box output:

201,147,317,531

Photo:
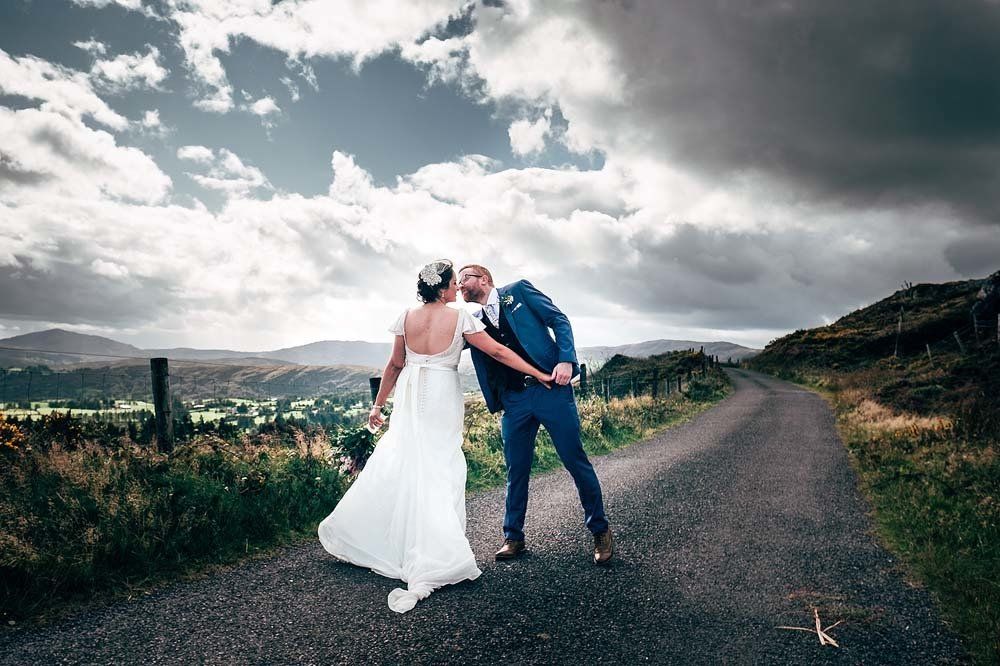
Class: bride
317,259,552,613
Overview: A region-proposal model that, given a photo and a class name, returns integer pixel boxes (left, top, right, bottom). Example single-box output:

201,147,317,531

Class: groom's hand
551,362,573,385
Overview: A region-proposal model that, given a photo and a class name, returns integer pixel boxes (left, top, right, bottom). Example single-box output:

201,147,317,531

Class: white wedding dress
318,307,486,613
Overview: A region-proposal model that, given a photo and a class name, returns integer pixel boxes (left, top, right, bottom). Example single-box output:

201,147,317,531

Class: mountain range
0,328,760,371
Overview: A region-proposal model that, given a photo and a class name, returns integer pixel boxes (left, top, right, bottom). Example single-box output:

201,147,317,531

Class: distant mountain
262,340,392,368
142,347,264,362
0,328,143,356
0,329,757,376
0,328,145,366
578,339,759,367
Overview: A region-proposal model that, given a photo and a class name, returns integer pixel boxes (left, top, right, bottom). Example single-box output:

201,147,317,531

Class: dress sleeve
460,308,486,335
388,309,408,335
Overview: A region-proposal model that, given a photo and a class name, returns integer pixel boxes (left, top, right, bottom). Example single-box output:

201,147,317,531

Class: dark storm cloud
570,222,949,330
943,235,1000,277
587,0,1000,226
0,252,179,328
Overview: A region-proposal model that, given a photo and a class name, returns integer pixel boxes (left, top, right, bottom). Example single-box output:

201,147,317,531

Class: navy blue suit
469,280,608,541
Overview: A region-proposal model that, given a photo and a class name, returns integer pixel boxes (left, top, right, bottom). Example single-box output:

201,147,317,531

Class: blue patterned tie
485,303,499,328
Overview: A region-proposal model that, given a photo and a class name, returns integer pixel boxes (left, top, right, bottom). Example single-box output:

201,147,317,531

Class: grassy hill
749,273,999,665
752,277,980,371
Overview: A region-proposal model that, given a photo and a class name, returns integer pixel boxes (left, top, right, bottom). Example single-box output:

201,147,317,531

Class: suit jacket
469,280,579,413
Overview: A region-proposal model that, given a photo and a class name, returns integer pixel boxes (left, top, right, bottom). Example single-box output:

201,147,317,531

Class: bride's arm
368,335,406,428
464,331,551,387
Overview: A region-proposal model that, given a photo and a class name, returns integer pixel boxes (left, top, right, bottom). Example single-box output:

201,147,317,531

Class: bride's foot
494,538,526,560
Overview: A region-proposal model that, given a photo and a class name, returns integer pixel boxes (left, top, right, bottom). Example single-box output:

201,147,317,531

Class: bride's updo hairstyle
416,259,454,303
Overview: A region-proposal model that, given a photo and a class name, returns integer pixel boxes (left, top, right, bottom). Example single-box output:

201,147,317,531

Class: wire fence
897,311,1000,363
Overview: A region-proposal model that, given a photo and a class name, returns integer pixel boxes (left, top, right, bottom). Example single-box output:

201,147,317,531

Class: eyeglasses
459,273,483,283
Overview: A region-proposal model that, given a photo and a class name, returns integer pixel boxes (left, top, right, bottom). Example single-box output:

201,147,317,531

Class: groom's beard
464,285,490,304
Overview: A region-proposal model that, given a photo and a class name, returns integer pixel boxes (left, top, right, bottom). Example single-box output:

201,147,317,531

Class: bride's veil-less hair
416,259,454,303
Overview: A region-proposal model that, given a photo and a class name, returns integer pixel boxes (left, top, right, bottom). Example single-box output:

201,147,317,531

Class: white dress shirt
481,287,500,328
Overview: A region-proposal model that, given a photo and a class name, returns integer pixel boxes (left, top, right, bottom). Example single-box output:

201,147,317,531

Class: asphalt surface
0,369,967,664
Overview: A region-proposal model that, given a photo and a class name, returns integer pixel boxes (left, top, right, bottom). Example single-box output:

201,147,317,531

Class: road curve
0,369,966,664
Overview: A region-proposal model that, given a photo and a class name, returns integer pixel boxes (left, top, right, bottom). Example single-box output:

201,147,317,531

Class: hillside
0,361,374,402
749,275,1000,417
0,329,145,366
751,277,983,374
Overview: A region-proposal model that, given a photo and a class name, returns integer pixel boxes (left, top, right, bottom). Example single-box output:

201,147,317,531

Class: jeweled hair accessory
418,259,452,287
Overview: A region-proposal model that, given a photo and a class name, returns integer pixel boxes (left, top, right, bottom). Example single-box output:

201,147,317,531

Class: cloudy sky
1,0,997,353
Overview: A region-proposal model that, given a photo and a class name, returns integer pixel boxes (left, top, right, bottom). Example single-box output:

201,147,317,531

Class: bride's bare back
402,305,460,355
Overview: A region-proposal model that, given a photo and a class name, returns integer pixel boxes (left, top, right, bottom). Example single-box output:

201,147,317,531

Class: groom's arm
517,280,577,366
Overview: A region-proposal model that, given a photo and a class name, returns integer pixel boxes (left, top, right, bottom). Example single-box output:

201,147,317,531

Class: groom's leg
500,389,540,542
535,384,609,535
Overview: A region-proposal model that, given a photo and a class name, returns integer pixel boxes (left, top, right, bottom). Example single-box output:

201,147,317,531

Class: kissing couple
318,260,613,613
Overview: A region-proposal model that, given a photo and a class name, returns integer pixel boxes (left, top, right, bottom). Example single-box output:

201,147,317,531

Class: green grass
0,432,344,626
835,393,999,665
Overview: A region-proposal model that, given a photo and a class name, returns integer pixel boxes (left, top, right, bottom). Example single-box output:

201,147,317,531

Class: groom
458,264,613,565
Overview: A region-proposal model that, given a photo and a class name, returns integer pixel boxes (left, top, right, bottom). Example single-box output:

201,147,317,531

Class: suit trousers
500,382,608,541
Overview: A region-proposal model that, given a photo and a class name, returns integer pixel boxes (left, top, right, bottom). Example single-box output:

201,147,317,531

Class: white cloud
182,146,271,196
242,95,281,131
73,39,108,56
279,76,300,102
90,46,168,92
0,106,171,205
157,0,464,112
248,96,280,117
140,109,162,129
71,0,145,9
0,143,976,350
70,0,159,19
177,144,214,164
508,112,551,156
0,49,128,130
90,258,130,279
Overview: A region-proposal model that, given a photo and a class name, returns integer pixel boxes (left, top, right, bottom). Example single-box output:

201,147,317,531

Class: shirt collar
485,287,499,309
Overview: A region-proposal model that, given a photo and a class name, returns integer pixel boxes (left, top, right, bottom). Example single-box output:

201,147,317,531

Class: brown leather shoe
593,530,614,566
495,538,526,560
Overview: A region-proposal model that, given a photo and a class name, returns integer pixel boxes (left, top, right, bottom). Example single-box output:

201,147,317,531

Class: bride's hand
368,405,385,430
534,370,553,389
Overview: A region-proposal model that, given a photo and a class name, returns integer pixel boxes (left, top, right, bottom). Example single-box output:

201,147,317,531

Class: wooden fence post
926,343,933,364
579,363,588,395
651,370,659,398
894,306,903,357
953,331,966,354
369,377,381,403
150,358,173,452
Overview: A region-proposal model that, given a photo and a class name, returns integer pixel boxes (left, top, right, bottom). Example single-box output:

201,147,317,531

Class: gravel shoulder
0,369,967,664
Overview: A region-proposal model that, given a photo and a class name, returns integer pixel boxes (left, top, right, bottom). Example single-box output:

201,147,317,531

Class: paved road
0,369,967,664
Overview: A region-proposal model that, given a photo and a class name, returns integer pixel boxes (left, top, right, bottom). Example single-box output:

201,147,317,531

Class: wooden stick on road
776,608,841,648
